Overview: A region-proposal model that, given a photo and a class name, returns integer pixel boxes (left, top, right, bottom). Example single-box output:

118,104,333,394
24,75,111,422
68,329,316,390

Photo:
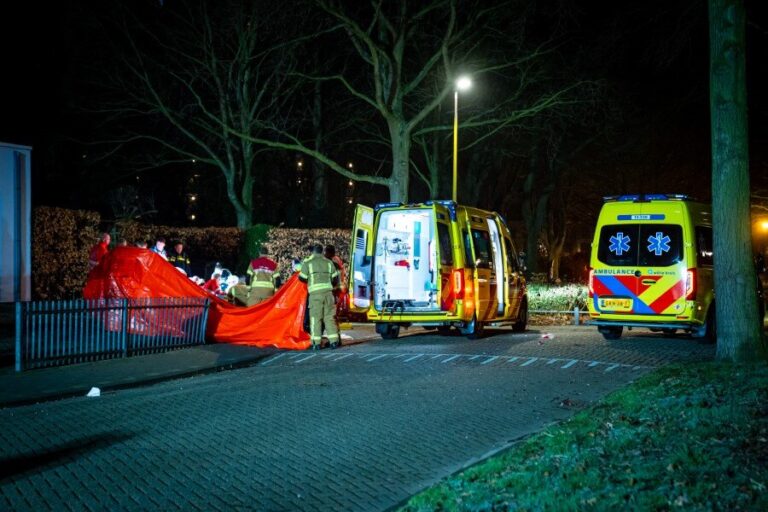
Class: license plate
600,298,633,312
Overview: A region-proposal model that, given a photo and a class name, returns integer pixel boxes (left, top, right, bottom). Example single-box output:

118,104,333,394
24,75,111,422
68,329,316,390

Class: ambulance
348,200,528,339
587,194,715,341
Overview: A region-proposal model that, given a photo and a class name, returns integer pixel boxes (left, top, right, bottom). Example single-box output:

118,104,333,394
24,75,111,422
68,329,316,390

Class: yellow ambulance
587,194,715,341
348,200,528,339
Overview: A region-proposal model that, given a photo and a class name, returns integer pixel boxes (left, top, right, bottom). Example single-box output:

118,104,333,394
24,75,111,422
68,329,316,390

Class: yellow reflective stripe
308,283,333,293
251,281,275,289
298,272,308,279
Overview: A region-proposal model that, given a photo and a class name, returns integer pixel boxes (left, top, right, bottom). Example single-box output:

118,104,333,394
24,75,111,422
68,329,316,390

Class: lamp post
452,76,472,202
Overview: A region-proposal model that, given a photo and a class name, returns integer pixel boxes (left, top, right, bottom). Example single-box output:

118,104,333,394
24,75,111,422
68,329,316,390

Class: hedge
31,207,352,299
32,207,101,299
263,228,351,283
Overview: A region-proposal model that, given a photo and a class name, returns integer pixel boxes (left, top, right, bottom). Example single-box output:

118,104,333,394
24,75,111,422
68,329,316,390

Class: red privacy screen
84,247,310,349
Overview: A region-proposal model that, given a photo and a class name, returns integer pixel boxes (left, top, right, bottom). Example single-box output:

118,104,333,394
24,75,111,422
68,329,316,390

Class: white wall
0,142,32,302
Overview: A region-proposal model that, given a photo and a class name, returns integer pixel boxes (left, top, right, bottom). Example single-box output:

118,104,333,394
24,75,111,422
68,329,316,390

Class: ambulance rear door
349,204,374,313
431,202,455,312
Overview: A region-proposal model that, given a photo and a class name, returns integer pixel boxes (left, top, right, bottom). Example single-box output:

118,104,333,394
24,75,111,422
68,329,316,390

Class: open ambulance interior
373,208,440,313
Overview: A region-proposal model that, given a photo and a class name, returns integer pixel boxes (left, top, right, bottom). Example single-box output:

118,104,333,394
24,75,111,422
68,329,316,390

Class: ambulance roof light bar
603,193,691,203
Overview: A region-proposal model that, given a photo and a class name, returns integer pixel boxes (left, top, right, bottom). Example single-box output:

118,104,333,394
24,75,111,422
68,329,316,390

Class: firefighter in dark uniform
299,244,340,350
168,242,191,275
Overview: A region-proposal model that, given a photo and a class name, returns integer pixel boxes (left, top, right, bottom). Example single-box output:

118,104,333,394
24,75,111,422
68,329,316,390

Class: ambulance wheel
513,298,528,332
437,326,453,336
702,306,716,344
460,316,485,340
376,323,400,340
599,326,623,340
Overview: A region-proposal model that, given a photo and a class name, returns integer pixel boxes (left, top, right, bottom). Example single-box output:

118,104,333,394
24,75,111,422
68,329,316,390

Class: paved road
0,326,714,511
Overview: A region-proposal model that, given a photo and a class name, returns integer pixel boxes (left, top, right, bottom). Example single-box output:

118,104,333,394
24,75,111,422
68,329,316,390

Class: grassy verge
401,362,768,511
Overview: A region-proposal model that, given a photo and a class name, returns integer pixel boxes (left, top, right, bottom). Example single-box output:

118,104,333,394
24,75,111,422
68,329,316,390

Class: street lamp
453,76,472,202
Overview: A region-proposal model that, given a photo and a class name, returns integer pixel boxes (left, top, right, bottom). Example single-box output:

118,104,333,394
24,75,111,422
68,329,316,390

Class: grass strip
402,362,768,511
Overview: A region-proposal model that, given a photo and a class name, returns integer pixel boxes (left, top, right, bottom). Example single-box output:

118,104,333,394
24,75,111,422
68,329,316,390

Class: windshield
597,224,684,267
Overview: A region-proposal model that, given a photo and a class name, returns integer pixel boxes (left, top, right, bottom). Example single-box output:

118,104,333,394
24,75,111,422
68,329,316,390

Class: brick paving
0,327,714,511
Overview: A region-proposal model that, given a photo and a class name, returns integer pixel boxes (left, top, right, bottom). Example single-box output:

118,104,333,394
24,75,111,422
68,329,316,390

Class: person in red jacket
88,233,111,270
202,273,222,293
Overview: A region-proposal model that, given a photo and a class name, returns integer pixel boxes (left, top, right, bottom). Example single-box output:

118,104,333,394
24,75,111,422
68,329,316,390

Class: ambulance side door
349,204,374,313
503,236,522,318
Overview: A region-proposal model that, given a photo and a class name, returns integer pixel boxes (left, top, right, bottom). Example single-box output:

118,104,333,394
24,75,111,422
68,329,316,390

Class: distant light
82,154,87,159
762,220,768,231
456,76,472,91
297,161,303,168
190,214,196,220
348,180,354,186
347,162,354,169
189,195,197,202
348,199,353,204
192,159,196,163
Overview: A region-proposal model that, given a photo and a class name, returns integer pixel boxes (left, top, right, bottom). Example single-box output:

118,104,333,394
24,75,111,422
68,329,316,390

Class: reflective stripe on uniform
305,255,337,295
308,283,333,293
251,281,275,289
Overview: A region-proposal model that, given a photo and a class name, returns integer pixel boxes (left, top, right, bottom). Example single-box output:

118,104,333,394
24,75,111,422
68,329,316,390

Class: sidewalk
0,323,383,408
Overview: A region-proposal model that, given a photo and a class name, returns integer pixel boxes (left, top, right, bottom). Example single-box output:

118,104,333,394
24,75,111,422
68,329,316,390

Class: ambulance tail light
453,269,465,300
588,268,595,298
686,268,697,300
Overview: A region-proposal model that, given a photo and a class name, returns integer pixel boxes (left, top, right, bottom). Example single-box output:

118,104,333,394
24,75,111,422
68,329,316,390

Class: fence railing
15,297,210,371
529,308,589,325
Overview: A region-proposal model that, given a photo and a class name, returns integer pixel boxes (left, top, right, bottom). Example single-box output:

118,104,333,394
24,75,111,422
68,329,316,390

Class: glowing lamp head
456,76,472,92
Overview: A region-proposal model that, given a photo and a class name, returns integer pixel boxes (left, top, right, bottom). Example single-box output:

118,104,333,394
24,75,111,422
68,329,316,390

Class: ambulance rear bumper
591,319,702,331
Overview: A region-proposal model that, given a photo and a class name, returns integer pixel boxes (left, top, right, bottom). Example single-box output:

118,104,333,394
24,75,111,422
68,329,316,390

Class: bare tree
90,1,309,229
228,0,592,204
709,0,763,360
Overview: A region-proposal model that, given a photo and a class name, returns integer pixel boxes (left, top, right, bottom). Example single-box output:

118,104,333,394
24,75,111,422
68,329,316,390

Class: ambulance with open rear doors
348,200,528,339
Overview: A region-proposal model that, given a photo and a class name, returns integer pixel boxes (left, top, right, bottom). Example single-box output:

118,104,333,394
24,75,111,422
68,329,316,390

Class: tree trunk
389,121,411,202
549,240,565,282
709,0,763,361
223,168,252,230
429,134,440,199
311,80,328,224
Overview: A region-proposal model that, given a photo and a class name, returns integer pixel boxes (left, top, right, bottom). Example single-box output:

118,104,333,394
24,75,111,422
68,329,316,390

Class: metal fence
15,297,210,371
529,308,589,325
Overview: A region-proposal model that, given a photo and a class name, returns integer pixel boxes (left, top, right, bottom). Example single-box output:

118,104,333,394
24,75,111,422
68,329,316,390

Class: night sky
1,0,766,227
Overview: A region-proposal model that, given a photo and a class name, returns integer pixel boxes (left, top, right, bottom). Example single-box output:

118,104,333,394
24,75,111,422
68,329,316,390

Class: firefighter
168,241,191,275
299,244,340,350
227,276,250,306
248,248,278,304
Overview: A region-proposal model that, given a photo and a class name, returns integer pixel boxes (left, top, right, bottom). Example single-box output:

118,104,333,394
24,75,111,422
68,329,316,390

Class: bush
244,224,272,258
263,228,351,282
527,283,588,311
113,220,243,275
33,207,101,299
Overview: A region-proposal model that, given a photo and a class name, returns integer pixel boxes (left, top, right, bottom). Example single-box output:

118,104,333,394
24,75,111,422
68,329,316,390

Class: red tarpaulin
83,247,310,349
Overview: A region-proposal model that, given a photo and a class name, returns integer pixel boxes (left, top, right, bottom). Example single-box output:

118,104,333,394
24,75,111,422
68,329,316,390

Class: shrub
527,283,588,311
33,207,101,299
264,228,351,282
112,220,244,279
